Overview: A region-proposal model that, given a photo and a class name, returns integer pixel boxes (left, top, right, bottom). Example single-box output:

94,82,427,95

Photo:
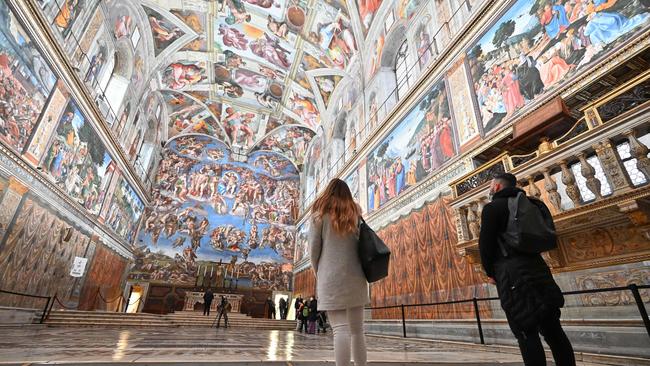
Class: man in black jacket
479,173,575,366
203,289,214,316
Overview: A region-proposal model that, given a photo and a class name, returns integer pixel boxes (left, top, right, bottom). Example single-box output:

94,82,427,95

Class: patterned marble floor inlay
0,327,599,365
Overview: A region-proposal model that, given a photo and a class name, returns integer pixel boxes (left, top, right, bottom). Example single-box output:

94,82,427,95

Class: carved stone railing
449,70,650,274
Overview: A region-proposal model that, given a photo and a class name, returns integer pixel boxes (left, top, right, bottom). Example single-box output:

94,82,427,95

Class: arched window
395,40,413,100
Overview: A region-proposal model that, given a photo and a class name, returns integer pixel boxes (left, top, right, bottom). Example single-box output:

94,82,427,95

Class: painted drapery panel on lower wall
370,196,490,319
293,269,315,299
467,0,650,134
133,135,299,291
0,196,92,309
366,78,457,213
77,243,128,311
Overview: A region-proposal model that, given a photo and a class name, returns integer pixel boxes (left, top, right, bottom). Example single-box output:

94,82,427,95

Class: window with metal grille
395,40,413,100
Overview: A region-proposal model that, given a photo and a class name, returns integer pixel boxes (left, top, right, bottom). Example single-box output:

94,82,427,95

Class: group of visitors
294,296,328,334
264,296,290,319
308,177,575,366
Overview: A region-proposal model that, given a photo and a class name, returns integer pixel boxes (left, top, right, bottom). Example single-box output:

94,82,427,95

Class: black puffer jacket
479,187,564,333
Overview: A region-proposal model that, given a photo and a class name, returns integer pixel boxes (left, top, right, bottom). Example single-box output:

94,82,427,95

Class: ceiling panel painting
356,0,383,35
162,61,209,90
285,84,320,129
221,103,266,149
215,20,296,70
304,0,357,70
314,74,343,108
143,6,186,56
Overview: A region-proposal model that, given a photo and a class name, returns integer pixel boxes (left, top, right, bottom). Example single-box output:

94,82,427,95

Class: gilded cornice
0,143,134,260
11,0,152,205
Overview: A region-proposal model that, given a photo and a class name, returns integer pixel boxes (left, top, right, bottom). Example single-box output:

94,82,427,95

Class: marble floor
0,327,621,365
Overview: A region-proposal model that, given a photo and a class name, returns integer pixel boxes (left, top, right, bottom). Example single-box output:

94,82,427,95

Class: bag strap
497,192,523,258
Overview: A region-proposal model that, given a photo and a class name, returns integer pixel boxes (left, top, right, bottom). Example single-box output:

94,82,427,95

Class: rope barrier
52,295,79,310
97,291,124,304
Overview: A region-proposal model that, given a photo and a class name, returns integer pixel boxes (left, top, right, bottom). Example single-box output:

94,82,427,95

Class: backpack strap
498,192,523,258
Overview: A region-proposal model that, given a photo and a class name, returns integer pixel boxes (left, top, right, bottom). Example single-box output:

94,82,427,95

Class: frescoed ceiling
143,0,361,167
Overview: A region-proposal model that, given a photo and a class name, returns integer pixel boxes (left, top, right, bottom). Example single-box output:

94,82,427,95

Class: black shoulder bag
358,217,391,283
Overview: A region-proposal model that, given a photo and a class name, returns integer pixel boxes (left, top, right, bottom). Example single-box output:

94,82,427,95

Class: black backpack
358,217,391,282
498,192,557,256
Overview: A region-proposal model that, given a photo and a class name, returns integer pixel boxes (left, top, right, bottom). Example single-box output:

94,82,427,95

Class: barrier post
629,284,650,340
39,297,51,324
472,297,485,345
401,304,407,338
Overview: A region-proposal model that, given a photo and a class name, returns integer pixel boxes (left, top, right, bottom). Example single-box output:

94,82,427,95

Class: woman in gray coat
310,178,369,366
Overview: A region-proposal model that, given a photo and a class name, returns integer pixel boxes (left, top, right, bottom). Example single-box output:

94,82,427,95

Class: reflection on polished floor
0,327,620,365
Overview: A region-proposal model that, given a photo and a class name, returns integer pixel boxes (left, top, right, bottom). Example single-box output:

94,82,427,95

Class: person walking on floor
310,178,369,366
215,295,230,328
265,296,276,319
294,296,302,320
479,173,575,366
203,288,214,316
279,297,288,319
307,296,318,334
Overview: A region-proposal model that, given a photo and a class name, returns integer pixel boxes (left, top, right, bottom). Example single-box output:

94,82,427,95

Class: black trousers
216,311,228,328
513,309,575,366
203,301,212,316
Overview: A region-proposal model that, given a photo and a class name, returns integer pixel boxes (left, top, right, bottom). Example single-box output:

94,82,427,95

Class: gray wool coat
309,214,369,311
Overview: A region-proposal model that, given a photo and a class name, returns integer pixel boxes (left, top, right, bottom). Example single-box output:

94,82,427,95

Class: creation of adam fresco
133,135,299,291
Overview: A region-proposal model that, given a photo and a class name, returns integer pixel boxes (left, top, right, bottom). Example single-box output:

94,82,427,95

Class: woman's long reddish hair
311,178,361,235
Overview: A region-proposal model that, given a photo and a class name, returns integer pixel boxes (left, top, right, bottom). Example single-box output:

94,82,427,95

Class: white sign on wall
70,257,88,278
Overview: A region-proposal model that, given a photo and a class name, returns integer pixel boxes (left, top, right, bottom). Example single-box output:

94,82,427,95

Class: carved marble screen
467,0,650,133
0,2,57,153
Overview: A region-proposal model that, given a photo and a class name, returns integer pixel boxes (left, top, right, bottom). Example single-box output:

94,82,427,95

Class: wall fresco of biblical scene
467,0,650,133
294,219,310,263
162,61,208,90
133,135,299,291
41,100,114,216
0,2,57,153
356,0,384,35
345,168,360,201
304,0,357,70
366,78,456,212
105,175,145,244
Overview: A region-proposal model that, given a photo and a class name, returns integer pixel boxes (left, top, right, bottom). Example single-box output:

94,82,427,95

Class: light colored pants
328,306,367,366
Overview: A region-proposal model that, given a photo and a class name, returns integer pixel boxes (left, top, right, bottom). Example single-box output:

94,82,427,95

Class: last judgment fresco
132,135,299,290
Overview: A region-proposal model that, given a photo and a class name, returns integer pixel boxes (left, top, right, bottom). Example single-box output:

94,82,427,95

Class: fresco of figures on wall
0,3,57,153
106,176,145,244
356,0,383,34
133,135,299,291
294,219,310,263
366,79,455,212
41,101,114,216
468,0,650,133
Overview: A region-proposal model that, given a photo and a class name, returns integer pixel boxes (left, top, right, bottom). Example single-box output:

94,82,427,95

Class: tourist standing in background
294,295,303,320
203,288,214,316
310,178,368,366
279,297,288,319
307,296,318,334
215,295,230,328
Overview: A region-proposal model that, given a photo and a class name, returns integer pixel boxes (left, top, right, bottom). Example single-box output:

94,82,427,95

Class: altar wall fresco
133,135,299,291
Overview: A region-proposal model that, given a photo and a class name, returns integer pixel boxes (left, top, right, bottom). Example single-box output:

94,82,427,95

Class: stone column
526,175,541,199
0,178,29,244
593,140,632,193
625,130,650,181
454,207,470,243
542,169,562,213
560,160,582,207
577,152,602,199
